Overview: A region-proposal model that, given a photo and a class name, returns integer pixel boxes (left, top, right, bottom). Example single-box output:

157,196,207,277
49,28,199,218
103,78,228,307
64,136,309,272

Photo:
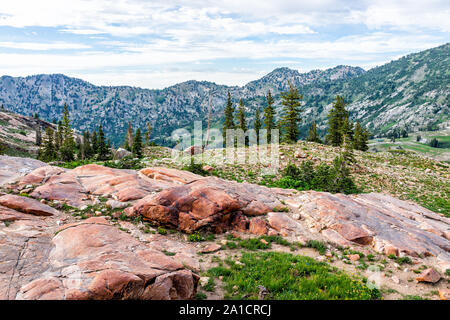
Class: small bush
188,231,205,242
305,240,327,255
195,292,207,300
183,158,209,176
157,226,167,235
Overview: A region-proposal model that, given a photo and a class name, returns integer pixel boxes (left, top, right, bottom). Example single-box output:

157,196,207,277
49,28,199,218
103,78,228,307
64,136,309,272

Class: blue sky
0,0,449,89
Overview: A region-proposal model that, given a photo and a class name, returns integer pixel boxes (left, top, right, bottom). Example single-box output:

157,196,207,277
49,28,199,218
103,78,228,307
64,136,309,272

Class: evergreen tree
91,130,98,154
97,124,109,160
54,120,63,152
222,92,235,145
280,84,303,143
132,128,143,158
40,127,56,162
276,118,283,141
353,122,369,151
342,134,356,165
83,129,94,159
331,154,357,193
237,99,248,146
76,137,83,160
429,138,439,148
263,90,276,143
306,121,322,143
341,117,354,146
326,95,349,147
145,122,152,146
60,104,76,161
254,107,262,145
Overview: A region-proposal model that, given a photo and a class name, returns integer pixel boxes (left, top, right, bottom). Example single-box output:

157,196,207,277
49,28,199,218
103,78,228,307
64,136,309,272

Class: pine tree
39,127,56,162
254,107,262,145
54,120,63,152
97,124,109,160
353,121,369,151
326,95,349,147
263,90,276,143
76,137,83,160
237,99,247,132
280,84,303,143
222,92,235,145
237,99,248,146
145,122,152,146
91,130,98,154
132,128,143,158
331,154,357,194
306,121,322,143
276,118,283,141
341,117,354,146
83,129,93,159
60,104,76,161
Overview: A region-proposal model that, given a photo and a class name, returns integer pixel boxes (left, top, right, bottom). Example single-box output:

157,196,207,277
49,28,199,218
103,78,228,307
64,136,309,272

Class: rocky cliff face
0,110,56,157
0,44,448,147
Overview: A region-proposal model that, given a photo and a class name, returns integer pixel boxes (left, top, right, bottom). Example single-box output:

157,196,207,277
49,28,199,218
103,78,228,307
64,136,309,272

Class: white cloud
0,41,90,50
0,1,448,88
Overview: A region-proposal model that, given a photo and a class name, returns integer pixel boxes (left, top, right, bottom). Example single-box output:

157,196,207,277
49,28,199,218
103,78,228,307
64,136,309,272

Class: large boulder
289,191,450,261
1,216,199,300
0,194,59,216
126,176,289,233
26,164,175,208
113,148,132,160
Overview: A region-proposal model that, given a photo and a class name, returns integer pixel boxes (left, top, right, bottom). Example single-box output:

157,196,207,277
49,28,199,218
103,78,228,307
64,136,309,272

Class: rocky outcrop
0,194,59,216
24,164,175,208
287,191,450,264
126,176,288,233
0,155,47,186
15,217,198,300
140,167,203,185
113,148,132,160
0,213,199,300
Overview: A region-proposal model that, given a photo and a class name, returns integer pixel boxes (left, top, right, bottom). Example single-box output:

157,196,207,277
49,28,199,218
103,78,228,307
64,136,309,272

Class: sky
0,0,449,89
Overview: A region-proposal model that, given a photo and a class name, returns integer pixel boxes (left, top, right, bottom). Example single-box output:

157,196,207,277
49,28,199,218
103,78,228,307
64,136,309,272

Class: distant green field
369,129,450,162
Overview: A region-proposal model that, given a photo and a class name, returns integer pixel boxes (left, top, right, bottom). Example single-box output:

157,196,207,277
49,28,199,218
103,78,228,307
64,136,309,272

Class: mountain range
0,43,448,147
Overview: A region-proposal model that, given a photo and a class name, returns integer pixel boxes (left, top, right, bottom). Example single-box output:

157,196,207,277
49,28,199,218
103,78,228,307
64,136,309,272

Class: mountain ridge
0,43,448,147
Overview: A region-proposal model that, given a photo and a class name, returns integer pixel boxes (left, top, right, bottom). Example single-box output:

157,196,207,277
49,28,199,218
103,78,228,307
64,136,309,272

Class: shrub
263,156,359,194
183,158,209,176
157,226,167,235
188,231,205,242
305,240,327,255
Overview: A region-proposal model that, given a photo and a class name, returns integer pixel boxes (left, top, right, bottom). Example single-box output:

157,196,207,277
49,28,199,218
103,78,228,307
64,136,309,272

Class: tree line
38,104,152,162
222,84,369,151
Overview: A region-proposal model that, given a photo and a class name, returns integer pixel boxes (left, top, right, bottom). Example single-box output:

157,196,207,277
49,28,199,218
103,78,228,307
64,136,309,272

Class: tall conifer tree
222,92,235,145
280,84,303,143
263,90,276,143
326,95,349,147
254,108,262,144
